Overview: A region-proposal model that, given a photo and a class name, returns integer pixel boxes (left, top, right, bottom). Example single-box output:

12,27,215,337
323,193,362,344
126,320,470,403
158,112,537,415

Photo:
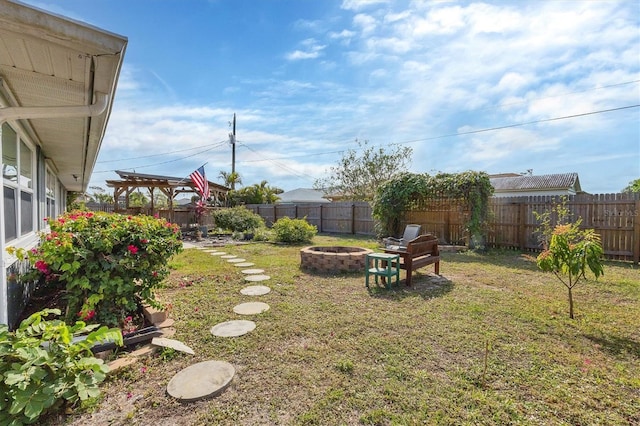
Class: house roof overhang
0,0,127,192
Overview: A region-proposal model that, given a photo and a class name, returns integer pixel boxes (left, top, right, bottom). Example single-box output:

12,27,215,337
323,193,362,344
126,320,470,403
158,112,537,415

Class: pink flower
140,367,147,374
126,392,133,399
141,239,149,244
127,245,139,255
35,260,50,275
152,271,158,277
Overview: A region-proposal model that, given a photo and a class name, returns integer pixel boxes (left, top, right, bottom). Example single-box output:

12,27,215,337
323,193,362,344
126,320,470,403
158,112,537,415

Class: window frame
2,122,37,244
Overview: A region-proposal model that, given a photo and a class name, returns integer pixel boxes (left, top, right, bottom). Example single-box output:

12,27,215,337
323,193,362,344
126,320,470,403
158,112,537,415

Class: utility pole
229,113,236,190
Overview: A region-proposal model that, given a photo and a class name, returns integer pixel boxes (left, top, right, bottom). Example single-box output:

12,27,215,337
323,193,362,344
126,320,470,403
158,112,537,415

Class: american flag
190,166,209,200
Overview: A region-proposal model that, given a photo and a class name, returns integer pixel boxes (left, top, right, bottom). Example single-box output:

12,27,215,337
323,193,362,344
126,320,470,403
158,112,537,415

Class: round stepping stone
240,285,271,296
234,262,255,267
227,258,246,263
203,249,219,253
220,255,237,259
211,320,256,337
233,302,270,315
245,274,270,282
167,360,235,402
241,268,265,274
209,252,226,256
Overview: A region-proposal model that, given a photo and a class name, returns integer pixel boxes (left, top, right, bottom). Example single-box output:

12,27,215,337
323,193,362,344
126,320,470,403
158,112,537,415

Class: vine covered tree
621,178,640,193
314,139,413,201
372,171,493,249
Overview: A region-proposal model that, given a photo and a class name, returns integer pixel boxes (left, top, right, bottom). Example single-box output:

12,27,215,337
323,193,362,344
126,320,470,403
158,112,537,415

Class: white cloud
353,13,377,34
341,0,389,12
285,38,326,61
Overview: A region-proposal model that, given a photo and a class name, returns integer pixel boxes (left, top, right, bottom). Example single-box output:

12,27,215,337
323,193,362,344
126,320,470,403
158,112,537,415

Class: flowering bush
8,211,182,327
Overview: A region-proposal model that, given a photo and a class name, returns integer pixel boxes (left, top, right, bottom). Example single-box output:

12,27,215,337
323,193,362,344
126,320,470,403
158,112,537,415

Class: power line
96,142,218,163
236,141,317,182
93,142,228,174
479,79,640,111
237,104,640,164
392,104,640,146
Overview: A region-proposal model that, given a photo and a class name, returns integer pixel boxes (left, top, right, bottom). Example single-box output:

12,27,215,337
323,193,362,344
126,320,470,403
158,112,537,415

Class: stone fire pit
300,246,373,273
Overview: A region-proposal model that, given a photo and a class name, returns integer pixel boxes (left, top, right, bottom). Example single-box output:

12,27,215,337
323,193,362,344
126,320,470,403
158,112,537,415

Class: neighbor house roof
277,188,330,203
490,173,583,196
0,0,127,192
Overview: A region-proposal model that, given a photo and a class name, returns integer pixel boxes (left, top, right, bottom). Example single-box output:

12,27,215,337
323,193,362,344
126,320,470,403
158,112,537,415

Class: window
2,123,35,242
46,168,57,219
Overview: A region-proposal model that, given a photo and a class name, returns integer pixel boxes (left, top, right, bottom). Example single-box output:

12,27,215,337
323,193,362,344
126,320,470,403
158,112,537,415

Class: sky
21,0,640,195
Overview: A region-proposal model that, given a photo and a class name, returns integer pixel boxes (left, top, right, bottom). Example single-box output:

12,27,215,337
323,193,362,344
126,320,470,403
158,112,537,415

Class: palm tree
218,171,242,190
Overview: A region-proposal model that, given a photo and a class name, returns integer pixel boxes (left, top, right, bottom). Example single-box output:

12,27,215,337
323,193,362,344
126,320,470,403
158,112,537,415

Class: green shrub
272,217,317,244
251,227,273,242
8,211,183,327
0,309,122,425
212,207,265,232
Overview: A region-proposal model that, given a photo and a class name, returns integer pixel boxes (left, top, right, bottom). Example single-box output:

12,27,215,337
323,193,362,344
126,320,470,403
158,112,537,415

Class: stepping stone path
169,247,273,401
210,320,256,337
233,301,270,315
152,337,195,355
245,274,270,282
167,360,235,402
240,285,271,296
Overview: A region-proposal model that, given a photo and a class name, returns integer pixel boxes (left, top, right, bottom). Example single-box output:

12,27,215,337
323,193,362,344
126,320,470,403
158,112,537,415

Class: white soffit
0,0,127,192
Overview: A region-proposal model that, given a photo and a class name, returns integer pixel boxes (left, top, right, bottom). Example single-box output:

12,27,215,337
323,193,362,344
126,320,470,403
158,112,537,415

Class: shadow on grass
367,273,454,301
443,250,540,272
584,333,640,359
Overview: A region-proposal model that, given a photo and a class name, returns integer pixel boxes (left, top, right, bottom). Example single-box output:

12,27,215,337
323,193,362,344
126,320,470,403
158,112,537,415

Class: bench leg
435,261,440,275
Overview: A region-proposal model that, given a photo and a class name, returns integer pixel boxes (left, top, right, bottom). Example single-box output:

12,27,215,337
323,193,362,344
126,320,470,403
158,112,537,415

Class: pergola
106,170,229,221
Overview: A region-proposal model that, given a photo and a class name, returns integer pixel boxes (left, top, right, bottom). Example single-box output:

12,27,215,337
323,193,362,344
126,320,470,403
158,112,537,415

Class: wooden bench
383,234,440,286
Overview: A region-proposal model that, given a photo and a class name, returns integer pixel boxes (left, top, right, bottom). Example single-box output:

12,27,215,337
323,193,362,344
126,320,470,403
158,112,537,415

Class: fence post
519,202,527,250
351,203,356,234
634,200,640,264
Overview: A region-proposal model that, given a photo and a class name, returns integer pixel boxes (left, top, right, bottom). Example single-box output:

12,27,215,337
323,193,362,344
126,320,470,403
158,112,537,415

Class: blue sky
23,0,640,194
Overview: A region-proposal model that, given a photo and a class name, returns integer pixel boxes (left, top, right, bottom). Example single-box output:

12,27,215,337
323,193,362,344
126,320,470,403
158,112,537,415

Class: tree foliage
537,221,604,319
219,171,242,189
372,171,493,248
314,139,413,201
622,178,640,193
228,180,282,205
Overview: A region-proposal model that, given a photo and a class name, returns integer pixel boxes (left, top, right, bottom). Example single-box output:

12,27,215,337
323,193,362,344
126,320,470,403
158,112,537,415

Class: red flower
78,310,95,321
127,245,139,255
152,271,158,277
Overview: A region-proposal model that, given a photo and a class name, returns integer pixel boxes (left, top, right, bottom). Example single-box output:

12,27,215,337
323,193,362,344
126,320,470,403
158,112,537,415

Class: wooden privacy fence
244,202,375,235
245,193,640,262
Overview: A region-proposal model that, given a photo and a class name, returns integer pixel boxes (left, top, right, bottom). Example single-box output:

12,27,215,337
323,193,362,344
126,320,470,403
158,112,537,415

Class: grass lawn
68,234,639,426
